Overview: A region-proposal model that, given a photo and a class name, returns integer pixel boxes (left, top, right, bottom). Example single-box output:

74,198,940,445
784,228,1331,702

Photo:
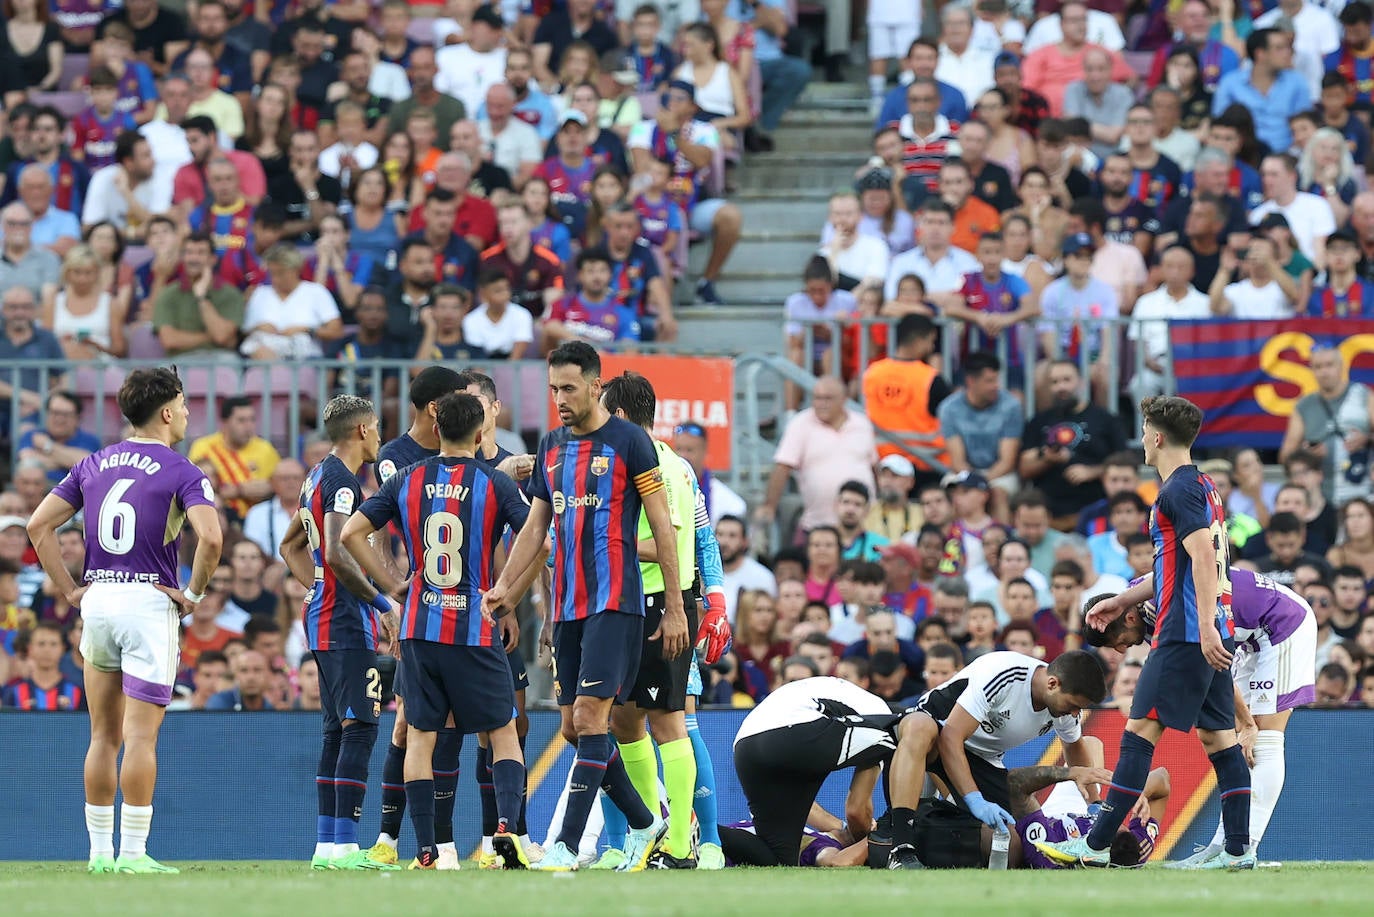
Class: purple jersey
1224,567,1313,648
725,820,842,867
52,441,216,588
632,192,683,249
1017,810,1159,869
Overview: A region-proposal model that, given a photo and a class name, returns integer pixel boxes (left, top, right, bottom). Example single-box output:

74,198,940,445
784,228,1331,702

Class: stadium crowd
5,0,1374,721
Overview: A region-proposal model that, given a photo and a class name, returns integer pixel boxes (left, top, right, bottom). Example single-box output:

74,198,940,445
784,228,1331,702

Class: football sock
334,723,377,849
317,728,342,848
1210,743,1252,857
1210,730,1284,853
379,743,406,842
405,779,436,859
477,743,498,837
660,737,697,857
118,804,153,859
492,759,526,832
557,734,613,850
618,735,659,815
600,791,629,851
891,807,918,848
1087,731,1155,851
600,743,655,831
687,715,721,847
868,74,886,100
432,729,461,846
516,732,529,836
85,803,114,859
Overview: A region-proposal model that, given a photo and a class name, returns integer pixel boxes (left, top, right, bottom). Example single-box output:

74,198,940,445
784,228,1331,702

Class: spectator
406,188,480,293
759,376,877,534
733,588,790,676
1247,511,1329,588
170,0,253,103
411,151,498,252
940,159,1000,253
1210,235,1297,319
0,202,61,300
1019,359,1127,529
150,232,243,358
205,648,274,711
599,202,679,339
1279,344,1374,507
892,78,957,207
534,111,598,241
969,538,1048,621
386,46,467,146
1129,246,1212,401
938,350,1022,505
3,107,90,217
1147,86,1201,174
189,396,281,521
674,23,752,154
818,192,890,292
2,0,63,94
1062,47,1133,163
433,4,507,117
785,256,857,398
13,166,80,256
135,71,194,199
935,5,994,109
1069,198,1147,326
1,621,85,711
947,472,998,569
1256,0,1340,98
876,38,969,130
222,539,279,626
1023,0,1125,54
1313,663,1352,707
1011,488,1066,578
861,313,950,470
1277,459,1338,555
457,270,532,361
94,0,187,76
1213,28,1311,154
316,101,379,192
992,50,1050,140
1298,125,1359,229
1086,492,1147,583
1148,0,1240,92
1251,152,1337,270
716,516,777,624
16,391,98,485
971,89,1034,190
239,245,343,360
947,235,1033,385
869,649,922,702
532,0,617,87
411,282,474,362
675,422,748,525
542,247,642,349
621,3,678,93
478,202,564,321
858,455,917,543
477,86,541,187
242,459,304,563
1021,1,1133,116
729,0,810,152
0,285,65,424
181,585,241,675
630,80,740,306
382,238,437,353
886,199,977,303
39,245,126,361
79,130,163,240
1036,233,1120,402
835,481,890,562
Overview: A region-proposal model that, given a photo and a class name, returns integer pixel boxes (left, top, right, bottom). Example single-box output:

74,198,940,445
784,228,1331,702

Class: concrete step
772,124,875,153
673,304,785,354
707,276,800,305
737,162,865,192
688,233,819,278
737,196,832,227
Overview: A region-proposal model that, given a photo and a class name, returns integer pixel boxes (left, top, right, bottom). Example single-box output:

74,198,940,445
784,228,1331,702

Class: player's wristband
369,593,393,614
183,588,206,605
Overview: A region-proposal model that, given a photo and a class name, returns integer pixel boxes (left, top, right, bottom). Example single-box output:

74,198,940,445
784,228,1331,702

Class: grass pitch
1,861,1368,917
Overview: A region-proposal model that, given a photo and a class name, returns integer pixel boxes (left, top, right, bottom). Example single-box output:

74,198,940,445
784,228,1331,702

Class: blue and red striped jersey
360,456,529,646
300,454,375,652
374,433,437,488
70,107,137,171
1,677,85,711
1150,465,1232,647
529,417,663,622
189,199,254,257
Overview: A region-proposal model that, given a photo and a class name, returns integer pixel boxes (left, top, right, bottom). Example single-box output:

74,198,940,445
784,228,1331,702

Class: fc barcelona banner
1170,319,1374,448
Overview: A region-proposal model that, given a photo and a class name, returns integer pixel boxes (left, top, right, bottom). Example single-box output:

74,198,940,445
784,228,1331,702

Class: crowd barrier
3,707,1366,862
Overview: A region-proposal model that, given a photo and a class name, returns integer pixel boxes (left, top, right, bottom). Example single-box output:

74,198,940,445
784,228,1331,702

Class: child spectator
625,4,676,93
1,621,85,711
95,21,157,124
542,248,641,349
632,158,684,265
522,175,573,263
785,255,858,408
462,270,534,360
69,67,138,170
415,284,477,362
948,231,1033,387
963,600,999,662
1125,532,1153,578
999,621,1043,659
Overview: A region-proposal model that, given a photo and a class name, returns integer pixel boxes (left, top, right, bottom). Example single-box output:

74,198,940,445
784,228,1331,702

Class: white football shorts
80,582,181,706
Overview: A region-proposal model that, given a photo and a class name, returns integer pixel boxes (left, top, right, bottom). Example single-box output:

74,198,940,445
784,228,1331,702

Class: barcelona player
26,368,222,874
341,393,542,870
279,395,398,871
365,365,468,869
1033,396,1255,870
482,342,689,872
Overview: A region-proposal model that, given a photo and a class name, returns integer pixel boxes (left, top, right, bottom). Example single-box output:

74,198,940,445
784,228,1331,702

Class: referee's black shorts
626,591,699,712
914,691,1012,811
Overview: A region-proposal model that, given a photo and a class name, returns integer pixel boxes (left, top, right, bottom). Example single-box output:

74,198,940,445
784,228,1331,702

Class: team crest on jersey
58,695,71,709
590,456,610,476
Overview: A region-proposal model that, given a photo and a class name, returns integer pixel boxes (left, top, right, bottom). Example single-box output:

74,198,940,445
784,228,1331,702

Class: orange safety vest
862,357,949,470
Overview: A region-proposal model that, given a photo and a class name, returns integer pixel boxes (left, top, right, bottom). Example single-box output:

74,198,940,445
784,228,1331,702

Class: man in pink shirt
1022,0,1135,116
755,375,879,534
170,116,267,220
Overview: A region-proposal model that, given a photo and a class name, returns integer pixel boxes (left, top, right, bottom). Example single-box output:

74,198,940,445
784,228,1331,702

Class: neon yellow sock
618,735,659,815
659,737,697,858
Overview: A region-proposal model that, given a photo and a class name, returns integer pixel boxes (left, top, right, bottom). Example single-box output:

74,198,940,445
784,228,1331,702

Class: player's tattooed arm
1007,766,1071,818
279,513,316,589
333,512,394,600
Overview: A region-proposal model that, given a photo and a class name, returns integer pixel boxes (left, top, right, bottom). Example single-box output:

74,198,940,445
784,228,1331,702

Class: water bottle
988,827,1010,870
